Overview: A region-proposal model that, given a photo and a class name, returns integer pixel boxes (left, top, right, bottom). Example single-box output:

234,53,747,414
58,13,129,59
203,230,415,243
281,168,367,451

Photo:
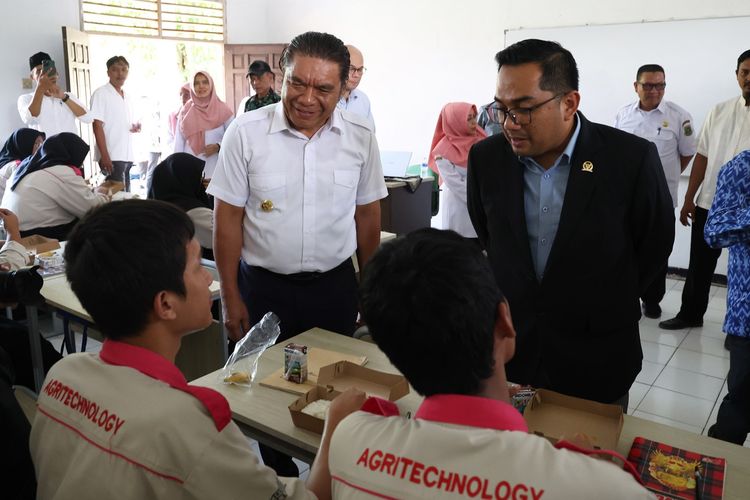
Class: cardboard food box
19,235,60,255
523,389,623,451
289,361,410,434
289,385,340,434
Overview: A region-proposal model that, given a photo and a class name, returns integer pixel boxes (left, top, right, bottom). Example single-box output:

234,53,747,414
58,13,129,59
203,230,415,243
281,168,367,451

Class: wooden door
62,26,94,178
224,44,286,114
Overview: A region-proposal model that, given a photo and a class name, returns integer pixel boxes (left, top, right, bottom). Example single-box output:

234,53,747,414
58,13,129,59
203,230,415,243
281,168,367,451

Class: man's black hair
64,200,195,341
279,31,350,86
737,49,750,72
495,39,579,93
636,64,665,81
360,229,504,397
106,55,129,69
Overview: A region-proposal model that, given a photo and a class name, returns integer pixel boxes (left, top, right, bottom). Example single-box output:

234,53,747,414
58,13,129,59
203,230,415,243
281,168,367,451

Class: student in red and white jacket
329,229,654,499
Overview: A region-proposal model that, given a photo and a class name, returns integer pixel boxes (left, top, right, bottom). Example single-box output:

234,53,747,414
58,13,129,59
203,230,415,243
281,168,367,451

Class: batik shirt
705,149,750,337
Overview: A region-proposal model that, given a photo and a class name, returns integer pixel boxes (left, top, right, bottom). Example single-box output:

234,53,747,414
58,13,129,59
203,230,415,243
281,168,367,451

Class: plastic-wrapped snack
220,312,281,386
283,343,308,383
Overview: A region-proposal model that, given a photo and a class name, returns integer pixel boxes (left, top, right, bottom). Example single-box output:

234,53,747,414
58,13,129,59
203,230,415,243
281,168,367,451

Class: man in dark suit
467,39,674,408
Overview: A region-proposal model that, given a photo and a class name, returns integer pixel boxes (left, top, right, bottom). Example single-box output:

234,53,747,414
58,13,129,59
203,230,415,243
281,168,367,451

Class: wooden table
27,274,224,392
193,328,750,499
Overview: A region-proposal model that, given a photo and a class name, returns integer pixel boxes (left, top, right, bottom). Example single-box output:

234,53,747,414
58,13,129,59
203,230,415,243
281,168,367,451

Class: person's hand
204,143,220,157
0,209,22,241
99,157,114,174
680,198,696,226
325,388,367,431
222,292,250,341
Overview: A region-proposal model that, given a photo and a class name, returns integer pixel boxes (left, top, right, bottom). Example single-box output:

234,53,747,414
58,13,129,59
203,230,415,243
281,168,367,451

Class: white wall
0,0,80,140
225,0,750,273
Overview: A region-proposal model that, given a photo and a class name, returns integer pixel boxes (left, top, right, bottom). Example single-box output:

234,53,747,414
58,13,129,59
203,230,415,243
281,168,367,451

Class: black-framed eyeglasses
486,93,563,126
638,82,666,91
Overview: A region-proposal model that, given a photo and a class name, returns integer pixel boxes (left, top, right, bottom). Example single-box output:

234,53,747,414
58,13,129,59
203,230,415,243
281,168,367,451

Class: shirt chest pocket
248,173,286,218
333,168,360,207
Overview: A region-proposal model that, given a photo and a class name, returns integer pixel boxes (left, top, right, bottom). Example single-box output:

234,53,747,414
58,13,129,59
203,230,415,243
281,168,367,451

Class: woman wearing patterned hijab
174,71,234,179
428,102,487,240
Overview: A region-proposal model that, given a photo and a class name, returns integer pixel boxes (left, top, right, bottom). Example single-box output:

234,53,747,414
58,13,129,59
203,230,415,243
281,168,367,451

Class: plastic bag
220,312,281,387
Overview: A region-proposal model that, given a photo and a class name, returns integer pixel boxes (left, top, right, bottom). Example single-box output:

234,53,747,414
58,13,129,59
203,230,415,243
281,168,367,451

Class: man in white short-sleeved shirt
17,51,91,137
208,31,386,477
330,229,653,500
337,46,374,129
30,200,365,500
615,64,697,320
90,55,140,192
660,49,750,331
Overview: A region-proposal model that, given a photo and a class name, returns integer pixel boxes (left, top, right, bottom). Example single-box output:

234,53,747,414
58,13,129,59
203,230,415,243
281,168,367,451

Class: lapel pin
261,199,274,212
581,161,594,173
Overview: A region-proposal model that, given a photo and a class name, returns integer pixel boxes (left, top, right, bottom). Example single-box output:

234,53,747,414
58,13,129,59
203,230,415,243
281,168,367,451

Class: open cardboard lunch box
523,389,624,451
289,361,409,434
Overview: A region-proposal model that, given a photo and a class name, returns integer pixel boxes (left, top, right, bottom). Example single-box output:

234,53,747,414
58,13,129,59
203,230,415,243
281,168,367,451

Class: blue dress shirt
520,116,581,280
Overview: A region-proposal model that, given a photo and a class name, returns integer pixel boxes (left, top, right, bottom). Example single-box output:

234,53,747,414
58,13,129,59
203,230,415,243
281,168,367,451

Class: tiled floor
42,277,748,470
632,278,750,448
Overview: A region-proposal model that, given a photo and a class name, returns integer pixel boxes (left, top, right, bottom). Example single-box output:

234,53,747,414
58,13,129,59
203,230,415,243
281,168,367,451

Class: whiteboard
506,17,749,131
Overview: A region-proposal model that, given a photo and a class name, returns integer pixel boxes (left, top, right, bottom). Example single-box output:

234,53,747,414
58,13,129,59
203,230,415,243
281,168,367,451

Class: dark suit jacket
467,112,674,403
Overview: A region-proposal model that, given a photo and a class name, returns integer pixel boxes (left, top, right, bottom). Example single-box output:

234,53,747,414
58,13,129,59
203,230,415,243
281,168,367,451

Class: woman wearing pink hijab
174,71,234,178
428,102,487,239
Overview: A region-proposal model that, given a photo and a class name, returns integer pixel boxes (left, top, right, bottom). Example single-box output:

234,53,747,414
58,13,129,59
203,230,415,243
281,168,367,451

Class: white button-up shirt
615,99,697,207
695,96,750,209
1,165,109,230
208,103,387,274
89,83,136,162
17,92,92,137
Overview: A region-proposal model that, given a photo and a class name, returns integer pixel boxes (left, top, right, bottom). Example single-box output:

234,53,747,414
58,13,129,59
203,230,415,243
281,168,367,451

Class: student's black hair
64,199,195,341
279,31,350,86
737,50,750,72
636,64,665,81
106,55,129,69
359,229,504,397
495,39,579,94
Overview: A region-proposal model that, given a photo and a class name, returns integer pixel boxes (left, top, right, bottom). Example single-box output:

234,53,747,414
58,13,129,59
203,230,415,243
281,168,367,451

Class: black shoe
658,317,703,330
642,302,662,319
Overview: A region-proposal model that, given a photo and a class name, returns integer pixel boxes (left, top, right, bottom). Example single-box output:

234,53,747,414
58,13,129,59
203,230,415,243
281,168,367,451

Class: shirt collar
414,394,528,432
99,339,231,431
519,113,581,170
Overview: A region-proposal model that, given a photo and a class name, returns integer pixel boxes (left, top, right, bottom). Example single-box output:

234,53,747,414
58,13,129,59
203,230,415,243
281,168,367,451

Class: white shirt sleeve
17,93,36,126
187,207,213,249
0,240,29,271
436,158,468,204
206,120,250,208
355,132,387,205
43,168,109,219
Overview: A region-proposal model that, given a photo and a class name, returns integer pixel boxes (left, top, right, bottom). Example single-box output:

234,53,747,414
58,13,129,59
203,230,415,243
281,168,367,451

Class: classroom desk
192,328,750,499
27,274,223,392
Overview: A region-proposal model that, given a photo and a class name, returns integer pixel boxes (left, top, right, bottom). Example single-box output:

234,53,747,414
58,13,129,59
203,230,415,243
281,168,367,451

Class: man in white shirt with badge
337,45,374,128
660,49,750,331
90,55,140,192
329,228,653,499
208,31,386,477
17,51,91,137
615,64,696,319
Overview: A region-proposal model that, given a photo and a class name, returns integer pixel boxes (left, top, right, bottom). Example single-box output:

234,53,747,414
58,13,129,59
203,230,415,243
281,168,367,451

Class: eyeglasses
638,82,666,91
486,94,563,126
349,66,367,75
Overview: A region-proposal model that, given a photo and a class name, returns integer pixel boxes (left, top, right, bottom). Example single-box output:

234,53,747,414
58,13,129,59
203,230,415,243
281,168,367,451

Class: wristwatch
62,93,70,103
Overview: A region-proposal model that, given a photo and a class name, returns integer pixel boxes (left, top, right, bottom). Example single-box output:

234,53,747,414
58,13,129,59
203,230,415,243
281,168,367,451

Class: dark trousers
238,259,358,476
712,335,750,445
677,207,722,322
102,161,133,192
642,263,667,306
